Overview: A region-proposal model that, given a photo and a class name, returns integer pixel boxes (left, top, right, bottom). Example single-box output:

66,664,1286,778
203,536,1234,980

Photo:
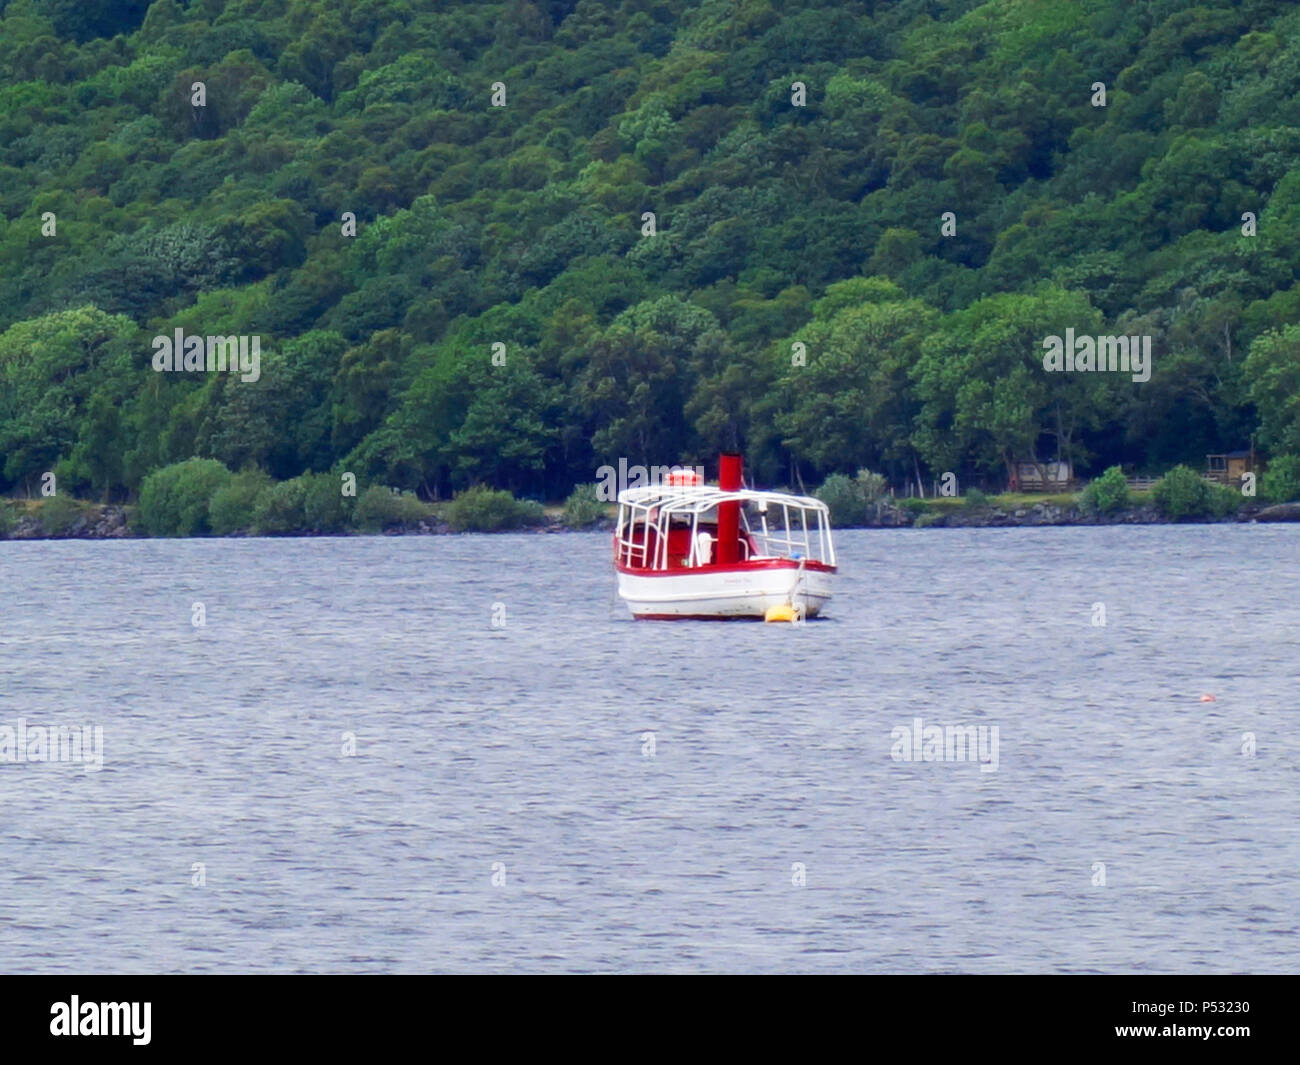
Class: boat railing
751,528,812,559
614,521,652,567
749,500,833,565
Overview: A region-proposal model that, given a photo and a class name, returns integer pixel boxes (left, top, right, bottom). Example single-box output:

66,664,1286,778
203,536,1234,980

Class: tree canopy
1,0,1298,501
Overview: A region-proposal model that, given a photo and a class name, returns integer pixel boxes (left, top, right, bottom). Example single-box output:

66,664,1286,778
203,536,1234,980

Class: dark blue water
1,525,1297,972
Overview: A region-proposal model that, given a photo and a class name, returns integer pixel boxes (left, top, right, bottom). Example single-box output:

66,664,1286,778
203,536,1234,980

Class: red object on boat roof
664,468,702,486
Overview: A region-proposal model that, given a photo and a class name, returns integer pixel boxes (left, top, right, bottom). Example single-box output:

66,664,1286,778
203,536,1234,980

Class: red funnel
717,453,742,564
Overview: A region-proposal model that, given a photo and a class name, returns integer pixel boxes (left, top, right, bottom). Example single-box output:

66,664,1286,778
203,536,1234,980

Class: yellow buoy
765,603,798,623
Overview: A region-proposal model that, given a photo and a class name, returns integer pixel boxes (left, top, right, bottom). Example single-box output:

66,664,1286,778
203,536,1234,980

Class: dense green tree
0,306,138,493
1244,325,1300,455
770,278,936,486
912,286,1103,482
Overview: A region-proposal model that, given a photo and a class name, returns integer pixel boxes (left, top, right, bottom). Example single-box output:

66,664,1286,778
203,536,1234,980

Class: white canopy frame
614,485,835,571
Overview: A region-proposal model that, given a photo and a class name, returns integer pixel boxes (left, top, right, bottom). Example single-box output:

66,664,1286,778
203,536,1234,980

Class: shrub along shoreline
4,459,1300,540
6,493,1299,541
0,458,617,539
816,461,1300,529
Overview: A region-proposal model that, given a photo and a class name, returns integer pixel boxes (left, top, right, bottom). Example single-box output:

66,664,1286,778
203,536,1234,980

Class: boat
613,453,837,620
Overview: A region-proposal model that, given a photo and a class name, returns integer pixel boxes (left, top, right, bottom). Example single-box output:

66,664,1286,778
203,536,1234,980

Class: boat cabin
614,485,835,572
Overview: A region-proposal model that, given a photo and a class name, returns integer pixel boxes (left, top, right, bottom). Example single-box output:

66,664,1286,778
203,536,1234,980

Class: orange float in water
1200,693,1217,702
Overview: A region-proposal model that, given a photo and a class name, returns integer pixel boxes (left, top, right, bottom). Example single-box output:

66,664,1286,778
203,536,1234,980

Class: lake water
1,525,1297,973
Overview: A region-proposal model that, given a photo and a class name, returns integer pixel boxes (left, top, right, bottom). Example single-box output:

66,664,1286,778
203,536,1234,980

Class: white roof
617,484,828,514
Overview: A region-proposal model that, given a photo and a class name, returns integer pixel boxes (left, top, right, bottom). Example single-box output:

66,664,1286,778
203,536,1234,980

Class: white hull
617,565,833,619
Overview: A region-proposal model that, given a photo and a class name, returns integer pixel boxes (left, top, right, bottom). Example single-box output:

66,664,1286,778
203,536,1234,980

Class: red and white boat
613,454,837,620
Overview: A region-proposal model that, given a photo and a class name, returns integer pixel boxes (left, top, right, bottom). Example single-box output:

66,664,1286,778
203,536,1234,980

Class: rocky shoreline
857,499,1300,528
1,504,136,540
2,501,1298,541
0,503,617,540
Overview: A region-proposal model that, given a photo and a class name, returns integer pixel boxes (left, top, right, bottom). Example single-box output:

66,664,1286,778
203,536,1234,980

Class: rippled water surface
1,526,1297,973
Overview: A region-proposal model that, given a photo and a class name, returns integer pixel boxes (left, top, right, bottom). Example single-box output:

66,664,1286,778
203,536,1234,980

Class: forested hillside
3,0,1300,505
